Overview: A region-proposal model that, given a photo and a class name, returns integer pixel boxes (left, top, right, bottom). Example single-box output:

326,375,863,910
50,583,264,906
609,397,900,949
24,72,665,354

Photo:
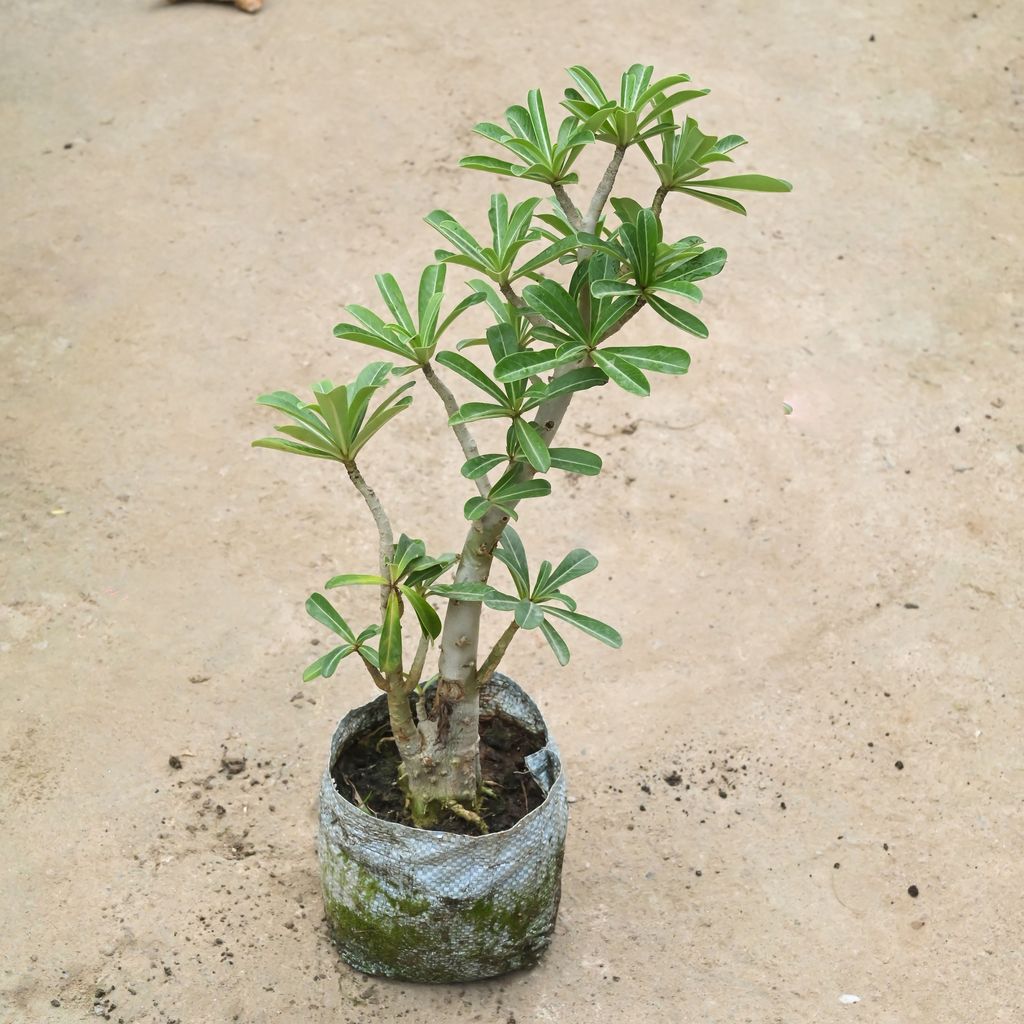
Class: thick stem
551,184,583,230
583,145,627,233
405,632,429,693
437,372,579,694
600,296,646,342
421,361,491,496
652,182,670,218
500,281,548,330
475,620,519,687
343,460,393,619
403,150,637,815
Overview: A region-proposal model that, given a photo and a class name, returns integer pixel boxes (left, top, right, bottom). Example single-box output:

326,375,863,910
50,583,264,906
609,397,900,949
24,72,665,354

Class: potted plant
253,63,790,982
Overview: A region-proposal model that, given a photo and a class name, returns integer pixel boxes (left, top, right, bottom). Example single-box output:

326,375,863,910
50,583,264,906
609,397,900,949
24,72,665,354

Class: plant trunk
389,378,580,823
386,685,481,826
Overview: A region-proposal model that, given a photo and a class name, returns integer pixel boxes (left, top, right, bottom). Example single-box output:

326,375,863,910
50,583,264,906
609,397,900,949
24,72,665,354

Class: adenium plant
254,64,790,829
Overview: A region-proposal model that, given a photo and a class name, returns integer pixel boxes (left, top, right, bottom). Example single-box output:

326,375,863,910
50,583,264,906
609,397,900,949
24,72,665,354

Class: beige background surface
2,1,1022,1021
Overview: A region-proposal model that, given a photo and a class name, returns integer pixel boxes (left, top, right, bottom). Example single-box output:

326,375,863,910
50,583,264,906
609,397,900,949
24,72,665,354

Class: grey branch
551,184,583,230
405,632,430,694
652,183,670,218
344,460,393,618
422,361,491,496
475,620,520,687
500,282,549,330
583,145,627,233
599,296,646,342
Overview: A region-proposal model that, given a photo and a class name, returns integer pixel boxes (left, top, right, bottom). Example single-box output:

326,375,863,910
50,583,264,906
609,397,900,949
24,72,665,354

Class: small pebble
908,884,919,897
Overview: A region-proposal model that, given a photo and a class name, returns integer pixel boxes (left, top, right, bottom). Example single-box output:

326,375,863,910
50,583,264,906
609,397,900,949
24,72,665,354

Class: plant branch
652,182,670,218
475,620,519,687
360,655,388,692
343,460,393,619
500,282,549,330
405,632,430,694
551,184,583,230
599,297,646,342
583,145,627,233
422,361,491,496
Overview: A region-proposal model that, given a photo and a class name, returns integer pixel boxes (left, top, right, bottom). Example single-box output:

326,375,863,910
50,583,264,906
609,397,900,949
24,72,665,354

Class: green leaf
324,573,388,588
252,437,339,461
540,367,608,400
435,290,487,339
390,534,426,579
512,234,581,280
494,348,570,383
461,453,508,480
676,247,727,282
430,582,501,602
274,424,341,456
521,280,589,345
591,349,650,396
374,273,415,334
489,477,552,504
544,606,623,648
610,196,644,225
566,65,609,106
486,322,520,362
548,447,603,475
713,134,747,154
305,593,356,641
417,263,445,324
448,402,512,425
542,590,577,611
638,88,709,128
398,584,442,640
603,345,690,375
459,155,525,178
352,392,414,455
255,391,335,442
649,279,703,302
482,590,521,612
514,599,545,630
513,419,551,473
424,210,489,267
539,619,570,666
403,552,458,588
646,294,710,338
591,280,640,299
464,496,490,521
539,549,598,594
378,591,403,674
303,644,356,682
675,187,748,216
434,351,508,404
495,525,530,597
357,645,381,670
687,173,792,192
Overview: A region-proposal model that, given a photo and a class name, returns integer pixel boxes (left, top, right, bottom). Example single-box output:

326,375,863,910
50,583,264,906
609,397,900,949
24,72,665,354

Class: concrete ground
2,1,1021,1021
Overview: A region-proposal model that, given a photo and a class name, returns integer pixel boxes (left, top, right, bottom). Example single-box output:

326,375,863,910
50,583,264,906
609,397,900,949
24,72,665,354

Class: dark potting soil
331,710,547,835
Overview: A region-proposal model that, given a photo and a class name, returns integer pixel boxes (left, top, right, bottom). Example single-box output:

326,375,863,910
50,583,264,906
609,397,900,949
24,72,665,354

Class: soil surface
332,710,545,834
2,2,1023,1023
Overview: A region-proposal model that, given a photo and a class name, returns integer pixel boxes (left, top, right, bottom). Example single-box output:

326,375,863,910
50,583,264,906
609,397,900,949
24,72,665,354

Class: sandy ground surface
2,1,1022,1021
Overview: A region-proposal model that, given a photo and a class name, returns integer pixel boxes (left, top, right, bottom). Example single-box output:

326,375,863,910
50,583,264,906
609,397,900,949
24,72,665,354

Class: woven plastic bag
318,673,569,982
